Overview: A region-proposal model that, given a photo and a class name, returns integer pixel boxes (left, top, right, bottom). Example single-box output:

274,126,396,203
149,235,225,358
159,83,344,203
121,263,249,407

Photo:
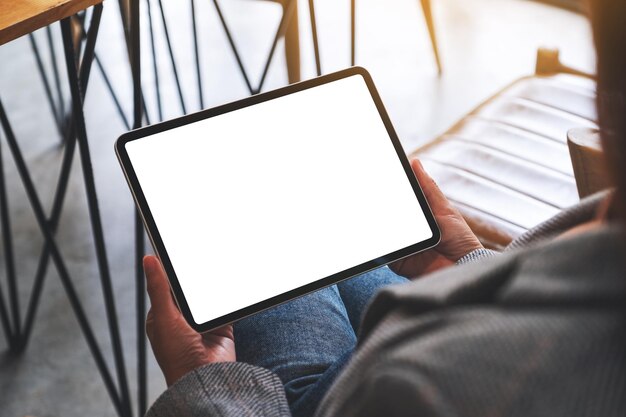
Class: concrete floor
0,0,593,415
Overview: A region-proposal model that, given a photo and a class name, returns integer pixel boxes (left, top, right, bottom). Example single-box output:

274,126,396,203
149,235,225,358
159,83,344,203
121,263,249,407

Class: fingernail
143,256,155,275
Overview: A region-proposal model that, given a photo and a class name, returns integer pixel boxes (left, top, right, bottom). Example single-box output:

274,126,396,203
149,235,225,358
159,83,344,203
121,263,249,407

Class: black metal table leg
191,0,204,110
46,26,66,130
125,0,147,414
211,0,254,94
146,0,163,122
29,34,65,139
94,55,131,129
256,0,297,93
211,0,298,95
19,116,78,349
0,130,17,351
19,9,105,352
1,2,149,415
59,11,132,417
0,96,126,416
0,5,139,415
156,0,187,113
0,138,20,349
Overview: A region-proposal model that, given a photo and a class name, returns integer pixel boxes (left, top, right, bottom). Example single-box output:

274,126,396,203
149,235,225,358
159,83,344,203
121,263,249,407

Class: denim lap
234,266,407,417
337,266,409,334
234,286,356,410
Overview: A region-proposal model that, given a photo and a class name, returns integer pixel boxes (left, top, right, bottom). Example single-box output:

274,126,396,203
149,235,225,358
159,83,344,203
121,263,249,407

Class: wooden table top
0,0,103,46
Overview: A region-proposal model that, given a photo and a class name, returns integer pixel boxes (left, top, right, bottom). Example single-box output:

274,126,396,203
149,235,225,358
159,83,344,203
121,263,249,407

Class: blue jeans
234,266,408,417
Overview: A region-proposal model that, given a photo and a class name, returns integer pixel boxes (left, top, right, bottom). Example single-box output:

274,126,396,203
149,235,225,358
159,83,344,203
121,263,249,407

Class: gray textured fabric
457,191,609,265
316,225,626,417
506,190,609,250
456,248,498,264
147,362,290,417
147,193,625,417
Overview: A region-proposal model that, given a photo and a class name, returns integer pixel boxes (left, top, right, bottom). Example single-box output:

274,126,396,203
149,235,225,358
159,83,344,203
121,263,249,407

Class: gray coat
147,193,626,417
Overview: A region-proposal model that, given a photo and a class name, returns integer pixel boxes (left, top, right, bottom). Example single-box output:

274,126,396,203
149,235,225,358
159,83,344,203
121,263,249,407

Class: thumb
144,255,178,318
410,158,451,212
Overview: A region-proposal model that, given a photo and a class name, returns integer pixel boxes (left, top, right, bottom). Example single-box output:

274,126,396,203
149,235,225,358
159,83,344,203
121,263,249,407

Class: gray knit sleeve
146,362,291,417
456,248,499,265
505,190,609,251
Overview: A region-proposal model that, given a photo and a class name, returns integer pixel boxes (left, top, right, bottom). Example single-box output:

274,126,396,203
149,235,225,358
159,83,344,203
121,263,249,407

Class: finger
144,255,179,318
410,158,451,211
205,324,234,340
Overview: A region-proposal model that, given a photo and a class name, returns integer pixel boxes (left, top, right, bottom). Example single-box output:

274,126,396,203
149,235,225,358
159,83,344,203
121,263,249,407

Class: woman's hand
389,159,483,278
144,255,235,386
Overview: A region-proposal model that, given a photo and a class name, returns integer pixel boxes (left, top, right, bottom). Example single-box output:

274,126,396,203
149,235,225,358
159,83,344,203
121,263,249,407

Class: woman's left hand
389,159,483,278
144,255,236,387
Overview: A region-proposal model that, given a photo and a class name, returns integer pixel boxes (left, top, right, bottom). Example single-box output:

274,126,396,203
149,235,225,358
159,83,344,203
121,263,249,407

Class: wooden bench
409,49,598,249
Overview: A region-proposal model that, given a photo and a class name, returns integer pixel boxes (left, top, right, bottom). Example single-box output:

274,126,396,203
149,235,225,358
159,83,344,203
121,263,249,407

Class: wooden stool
142,0,314,119
212,0,300,95
349,0,442,73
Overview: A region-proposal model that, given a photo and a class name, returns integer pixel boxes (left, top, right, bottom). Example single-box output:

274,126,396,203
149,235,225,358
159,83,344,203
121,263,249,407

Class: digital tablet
116,67,440,332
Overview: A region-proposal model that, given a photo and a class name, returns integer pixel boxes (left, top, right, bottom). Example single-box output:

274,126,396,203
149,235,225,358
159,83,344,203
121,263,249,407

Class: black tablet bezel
115,67,440,332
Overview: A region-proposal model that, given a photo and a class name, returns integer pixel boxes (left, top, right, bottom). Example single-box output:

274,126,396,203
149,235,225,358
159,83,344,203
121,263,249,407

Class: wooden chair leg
419,0,442,74
283,0,301,84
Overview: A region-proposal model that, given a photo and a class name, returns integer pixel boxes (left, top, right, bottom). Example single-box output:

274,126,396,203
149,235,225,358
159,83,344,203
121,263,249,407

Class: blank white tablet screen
126,74,433,325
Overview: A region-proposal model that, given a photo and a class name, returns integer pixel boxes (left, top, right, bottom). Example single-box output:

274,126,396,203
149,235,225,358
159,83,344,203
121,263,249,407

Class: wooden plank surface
0,0,102,46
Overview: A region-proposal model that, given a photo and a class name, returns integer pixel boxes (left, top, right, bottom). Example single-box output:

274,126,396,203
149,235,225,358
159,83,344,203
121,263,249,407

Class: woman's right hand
144,255,236,387
389,159,483,279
